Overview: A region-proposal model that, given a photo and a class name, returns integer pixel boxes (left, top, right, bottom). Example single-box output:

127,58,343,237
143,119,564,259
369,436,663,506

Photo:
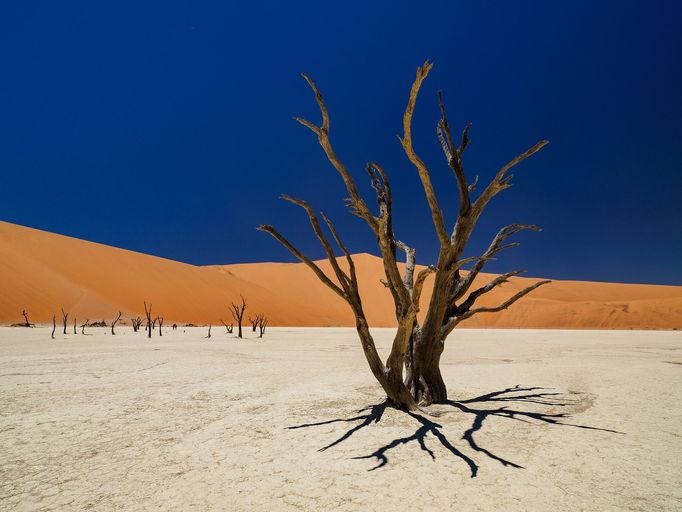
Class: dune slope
1,221,681,328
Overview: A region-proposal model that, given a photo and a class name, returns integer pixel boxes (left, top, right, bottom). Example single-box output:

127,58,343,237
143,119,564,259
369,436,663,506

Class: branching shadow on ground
287,385,624,477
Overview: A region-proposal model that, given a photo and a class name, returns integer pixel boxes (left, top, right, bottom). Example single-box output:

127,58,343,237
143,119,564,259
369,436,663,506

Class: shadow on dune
287,385,623,477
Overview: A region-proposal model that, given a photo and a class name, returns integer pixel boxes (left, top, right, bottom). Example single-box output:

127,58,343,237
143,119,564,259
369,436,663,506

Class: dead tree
51,315,56,339
144,302,153,339
73,318,77,335
81,320,89,335
257,314,268,338
61,308,68,335
248,316,258,332
205,324,212,338
131,317,142,332
172,323,177,330
22,309,31,327
111,311,122,335
220,318,234,334
230,295,247,338
259,62,550,410
157,316,164,337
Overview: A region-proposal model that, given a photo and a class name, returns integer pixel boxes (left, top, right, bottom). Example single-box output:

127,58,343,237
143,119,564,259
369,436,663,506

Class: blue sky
1,1,681,284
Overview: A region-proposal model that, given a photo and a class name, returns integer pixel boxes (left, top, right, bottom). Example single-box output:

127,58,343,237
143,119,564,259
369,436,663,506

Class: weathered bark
259,62,550,408
230,295,247,338
111,311,122,335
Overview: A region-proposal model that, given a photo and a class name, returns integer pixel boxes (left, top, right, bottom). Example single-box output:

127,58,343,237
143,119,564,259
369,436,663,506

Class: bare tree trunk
230,295,247,338
51,315,56,339
257,314,268,338
61,308,68,335
144,302,153,339
82,320,88,335
157,316,163,337
111,311,122,335
22,309,31,327
249,316,258,332
205,324,212,338
259,63,550,409
74,318,77,335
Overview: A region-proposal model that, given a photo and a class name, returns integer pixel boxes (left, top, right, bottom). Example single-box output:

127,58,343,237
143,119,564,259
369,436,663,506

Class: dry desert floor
1,326,681,511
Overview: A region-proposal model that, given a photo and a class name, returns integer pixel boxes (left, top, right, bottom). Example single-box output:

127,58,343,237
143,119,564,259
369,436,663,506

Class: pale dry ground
0,327,680,511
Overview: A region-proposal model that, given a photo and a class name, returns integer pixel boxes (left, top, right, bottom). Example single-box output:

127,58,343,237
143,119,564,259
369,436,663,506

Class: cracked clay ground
1,327,680,511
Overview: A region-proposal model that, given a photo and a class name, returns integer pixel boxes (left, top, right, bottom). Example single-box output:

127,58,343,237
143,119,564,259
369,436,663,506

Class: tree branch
257,224,347,300
442,279,551,338
451,224,542,303
281,194,351,290
400,61,450,247
437,90,472,217
294,74,376,230
472,140,549,215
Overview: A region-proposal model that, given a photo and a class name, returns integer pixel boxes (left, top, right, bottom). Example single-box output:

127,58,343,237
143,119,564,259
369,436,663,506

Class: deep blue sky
1,1,681,285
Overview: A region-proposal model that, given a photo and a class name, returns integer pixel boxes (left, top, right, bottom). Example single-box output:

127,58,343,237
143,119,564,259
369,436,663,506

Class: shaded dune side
1,221,681,328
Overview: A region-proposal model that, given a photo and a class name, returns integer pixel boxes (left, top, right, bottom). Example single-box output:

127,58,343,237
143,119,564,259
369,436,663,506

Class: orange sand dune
1,220,681,329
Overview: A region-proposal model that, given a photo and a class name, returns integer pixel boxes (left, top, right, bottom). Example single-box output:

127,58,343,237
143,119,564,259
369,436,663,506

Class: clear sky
1,1,681,285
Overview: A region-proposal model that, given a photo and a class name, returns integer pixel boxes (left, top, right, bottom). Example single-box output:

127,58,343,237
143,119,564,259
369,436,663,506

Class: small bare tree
257,314,268,338
22,309,31,327
157,316,164,337
51,315,56,339
205,324,212,339
230,295,247,338
61,308,68,335
259,62,550,409
81,319,89,335
144,302,153,339
73,318,77,335
220,318,234,334
111,311,122,335
248,316,258,332
131,317,142,332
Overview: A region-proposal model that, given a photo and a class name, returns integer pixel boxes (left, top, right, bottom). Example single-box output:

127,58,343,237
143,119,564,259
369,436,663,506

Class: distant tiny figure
172,323,177,330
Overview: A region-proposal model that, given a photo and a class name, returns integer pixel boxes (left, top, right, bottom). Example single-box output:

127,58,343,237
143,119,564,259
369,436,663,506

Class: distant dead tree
81,319,89,335
131,317,143,332
259,62,550,409
73,318,77,335
172,323,177,331
11,309,34,328
51,315,56,339
257,314,268,338
144,302,153,339
219,318,234,334
248,316,258,332
111,311,122,335
205,324,212,339
157,316,164,337
61,308,68,335
230,295,247,338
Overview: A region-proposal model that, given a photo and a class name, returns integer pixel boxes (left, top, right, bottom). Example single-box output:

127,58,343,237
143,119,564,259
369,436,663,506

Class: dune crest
1,221,680,329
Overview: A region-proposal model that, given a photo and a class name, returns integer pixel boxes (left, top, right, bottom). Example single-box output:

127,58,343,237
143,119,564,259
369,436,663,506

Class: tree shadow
287,385,623,477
